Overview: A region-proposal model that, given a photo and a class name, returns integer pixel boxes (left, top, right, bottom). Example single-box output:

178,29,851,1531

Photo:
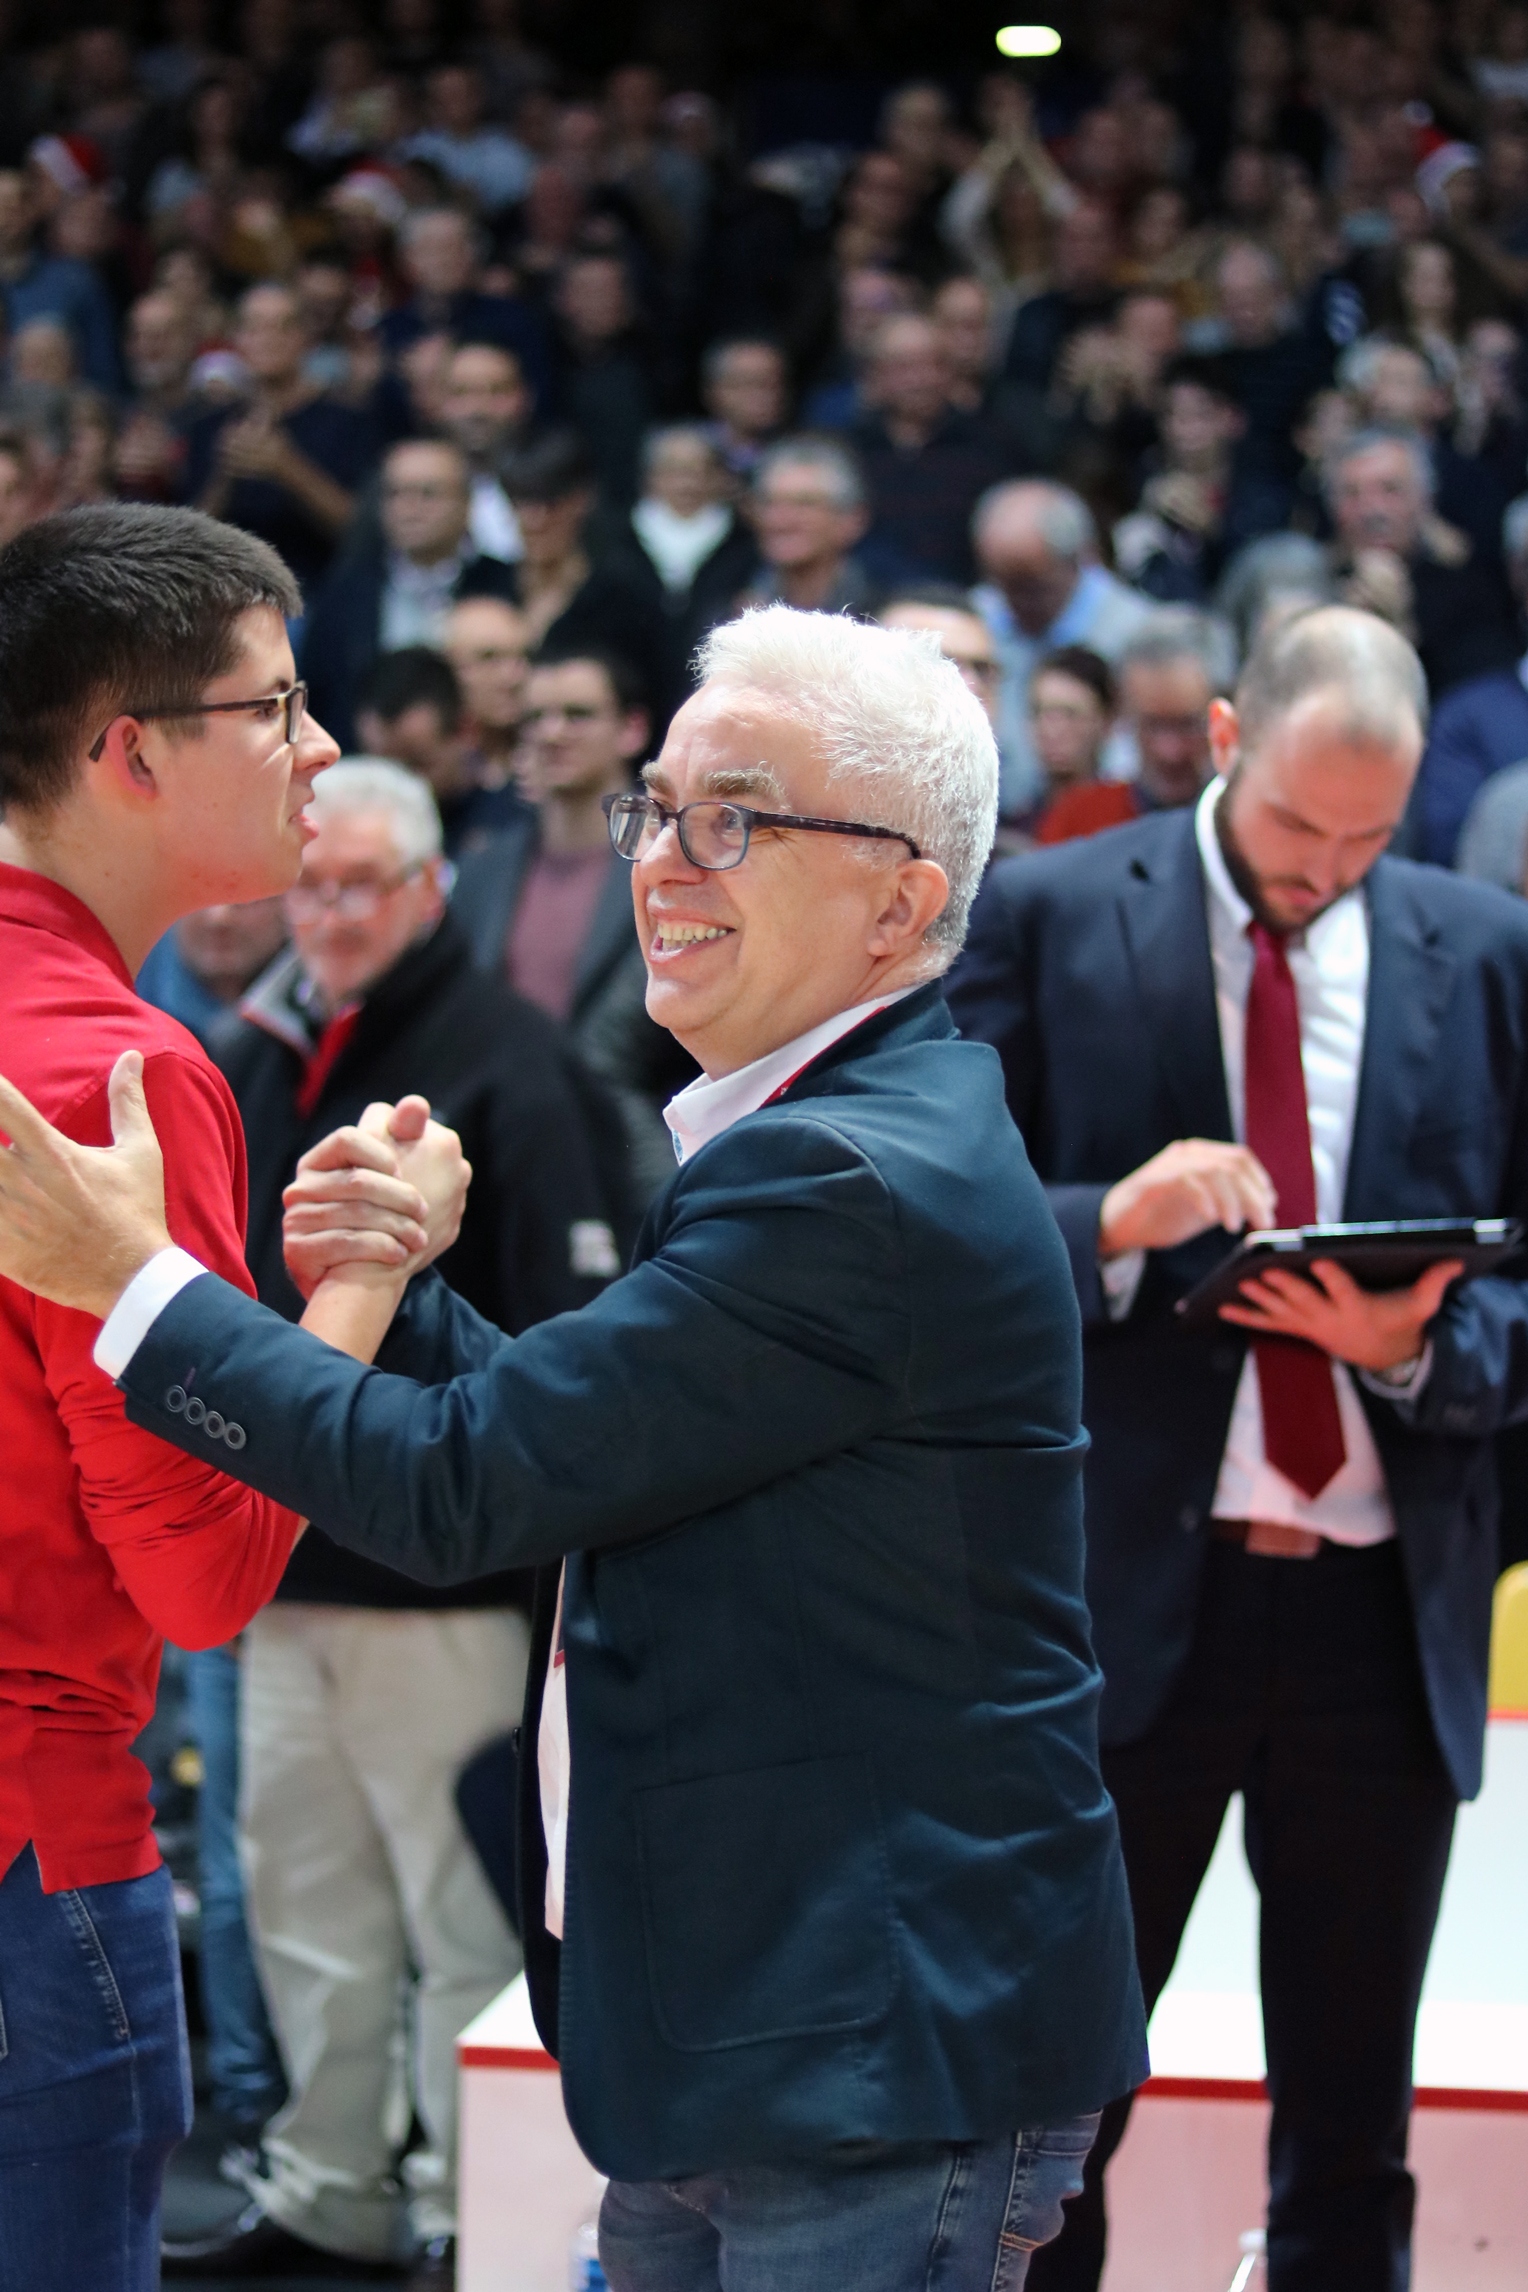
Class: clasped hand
282,1095,471,1300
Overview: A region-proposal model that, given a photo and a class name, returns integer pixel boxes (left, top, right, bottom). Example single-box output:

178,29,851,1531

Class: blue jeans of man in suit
599,2114,1101,2291
0,1846,193,2291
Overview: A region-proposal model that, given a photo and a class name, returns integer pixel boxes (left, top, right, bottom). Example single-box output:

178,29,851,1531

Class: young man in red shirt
0,504,420,2289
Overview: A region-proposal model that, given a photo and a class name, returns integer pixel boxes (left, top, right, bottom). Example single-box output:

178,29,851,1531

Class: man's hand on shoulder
1098,1139,1277,1259
0,1051,171,1318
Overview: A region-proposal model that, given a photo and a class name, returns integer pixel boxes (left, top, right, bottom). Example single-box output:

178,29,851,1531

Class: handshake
0,1053,472,1326
282,1093,473,1302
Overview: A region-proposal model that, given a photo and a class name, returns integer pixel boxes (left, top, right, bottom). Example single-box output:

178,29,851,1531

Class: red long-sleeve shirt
0,864,301,1891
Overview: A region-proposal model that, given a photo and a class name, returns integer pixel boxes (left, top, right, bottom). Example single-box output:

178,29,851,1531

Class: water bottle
569,2217,608,2288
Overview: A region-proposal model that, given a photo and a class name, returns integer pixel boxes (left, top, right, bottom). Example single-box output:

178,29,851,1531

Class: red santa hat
28,134,111,197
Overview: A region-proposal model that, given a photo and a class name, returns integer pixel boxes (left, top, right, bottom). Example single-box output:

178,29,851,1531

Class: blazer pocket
635,1753,896,2052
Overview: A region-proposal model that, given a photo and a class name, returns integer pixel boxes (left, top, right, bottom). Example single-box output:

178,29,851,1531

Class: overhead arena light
995,24,1062,55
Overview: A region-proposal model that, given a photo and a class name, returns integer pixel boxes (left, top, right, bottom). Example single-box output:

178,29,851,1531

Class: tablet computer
1173,1218,1523,1329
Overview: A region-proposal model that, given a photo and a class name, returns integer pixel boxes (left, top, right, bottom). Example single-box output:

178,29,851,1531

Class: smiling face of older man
621,611,996,1080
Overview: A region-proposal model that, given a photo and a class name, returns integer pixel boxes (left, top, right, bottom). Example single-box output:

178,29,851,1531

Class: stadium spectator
1326,426,1521,696
500,429,671,718
699,336,790,484
187,282,381,599
379,205,551,412
607,424,758,693
443,592,532,790
397,62,534,216
136,900,290,1049
551,252,657,510
1001,199,1119,397
353,644,525,859
743,434,876,615
973,478,1154,815
1408,494,1528,865
303,437,521,754
1113,357,1288,604
879,584,1004,721
0,166,121,394
1025,646,1120,843
848,313,1009,583
175,759,630,2282
439,338,535,565
453,644,694,1192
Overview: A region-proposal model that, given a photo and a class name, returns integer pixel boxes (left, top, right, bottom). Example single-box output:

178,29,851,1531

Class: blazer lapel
1116,811,1233,1141
1344,858,1457,1216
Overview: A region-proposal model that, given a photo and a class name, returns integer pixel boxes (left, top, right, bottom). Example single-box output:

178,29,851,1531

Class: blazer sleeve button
223,1423,247,1452
165,1386,187,1414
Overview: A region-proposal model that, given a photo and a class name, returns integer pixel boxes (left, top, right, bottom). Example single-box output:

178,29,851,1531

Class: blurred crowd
12,0,1528,2276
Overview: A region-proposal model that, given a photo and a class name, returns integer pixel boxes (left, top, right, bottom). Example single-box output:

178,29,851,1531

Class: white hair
973,479,1096,562
308,757,443,868
695,605,998,961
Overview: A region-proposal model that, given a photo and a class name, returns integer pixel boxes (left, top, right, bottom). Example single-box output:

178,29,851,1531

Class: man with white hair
973,478,1154,815
165,757,634,2283
1326,426,1518,697
949,604,1528,2292
0,607,1146,2291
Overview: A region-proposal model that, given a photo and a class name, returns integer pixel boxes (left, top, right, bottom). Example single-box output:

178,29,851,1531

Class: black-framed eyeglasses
88,681,308,762
603,791,921,872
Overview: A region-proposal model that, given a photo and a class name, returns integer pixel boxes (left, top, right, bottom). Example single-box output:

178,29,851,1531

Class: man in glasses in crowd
167,758,632,2282
0,605,1147,2291
0,502,353,2286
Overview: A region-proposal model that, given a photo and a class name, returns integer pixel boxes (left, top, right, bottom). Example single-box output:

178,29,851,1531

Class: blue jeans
183,1643,286,2125
0,1845,193,2291
599,2114,1101,2292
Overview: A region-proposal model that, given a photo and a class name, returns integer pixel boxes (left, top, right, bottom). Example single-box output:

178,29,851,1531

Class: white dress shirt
1191,778,1400,1543
1103,783,1418,1542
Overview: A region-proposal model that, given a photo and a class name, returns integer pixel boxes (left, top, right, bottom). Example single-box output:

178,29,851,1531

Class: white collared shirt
1194,777,1396,1545
537,986,917,1938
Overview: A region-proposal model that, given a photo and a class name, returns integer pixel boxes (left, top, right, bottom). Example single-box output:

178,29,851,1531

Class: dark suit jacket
119,988,1146,2179
946,810,1528,1800
452,816,695,1195
301,552,522,756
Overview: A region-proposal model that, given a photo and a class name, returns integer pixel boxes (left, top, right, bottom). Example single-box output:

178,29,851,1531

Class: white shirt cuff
93,1246,208,1379
1100,1248,1147,1323
1360,1340,1434,1403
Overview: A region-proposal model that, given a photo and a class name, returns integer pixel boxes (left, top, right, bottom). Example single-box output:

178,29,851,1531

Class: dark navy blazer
947,810,1528,1801
118,988,1147,2180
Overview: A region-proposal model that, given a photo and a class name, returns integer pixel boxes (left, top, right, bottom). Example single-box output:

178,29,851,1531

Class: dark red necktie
1243,922,1347,1500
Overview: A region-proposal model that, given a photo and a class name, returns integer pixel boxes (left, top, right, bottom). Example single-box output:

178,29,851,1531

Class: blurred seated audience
379,205,551,412
972,477,1154,816
500,428,671,720
741,434,877,614
1325,426,1520,697
1408,495,1528,866
1201,237,1335,518
849,312,1010,583
606,424,758,693
440,338,536,565
1338,333,1516,564
1001,198,1118,397
798,263,920,432
189,758,631,2283
443,592,532,791
397,62,534,216
187,282,380,601
700,336,790,485
136,897,290,1048
0,166,120,395
353,644,526,860
1024,645,1119,842
1215,528,1339,658
304,436,521,753
1113,356,1288,603
115,289,199,504
878,583,1003,719
552,251,657,511
453,643,694,1192
1036,608,1227,844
